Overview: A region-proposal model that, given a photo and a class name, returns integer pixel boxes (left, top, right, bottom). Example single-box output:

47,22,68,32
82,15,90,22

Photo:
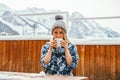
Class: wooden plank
99,45,106,80
5,41,10,71
20,40,24,72
8,41,12,71
105,45,111,80
13,41,17,72
35,40,39,73
15,41,19,72
110,45,116,80
89,45,95,80
116,45,120,80
40,40,47,71
32,40,38,73
23,40,29,72
9,41,13,72
80,45,85,76
29,40,34,73
84,45,90,78
9,41,17,71
94,45,100,80
36,40,44,73
37,40,41,72
74,45,81,76
0,41,3,71
28,40,32,73
16,40,21,72
2,41,6,71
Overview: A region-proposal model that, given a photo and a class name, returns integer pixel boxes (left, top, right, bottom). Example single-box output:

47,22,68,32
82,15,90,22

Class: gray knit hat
51,15,67,34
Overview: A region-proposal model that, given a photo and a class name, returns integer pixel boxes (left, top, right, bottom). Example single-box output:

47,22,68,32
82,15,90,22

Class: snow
0,3,120,40
0,35,120,45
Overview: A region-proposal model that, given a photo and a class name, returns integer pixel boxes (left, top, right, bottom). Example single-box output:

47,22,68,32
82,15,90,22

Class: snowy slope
69,12,120,39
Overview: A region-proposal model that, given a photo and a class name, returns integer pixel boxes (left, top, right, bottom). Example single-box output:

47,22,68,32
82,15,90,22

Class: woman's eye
60,32,63,34
54,32,57,34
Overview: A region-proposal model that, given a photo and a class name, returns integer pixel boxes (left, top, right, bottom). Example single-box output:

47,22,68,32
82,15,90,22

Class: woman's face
52,27,64,38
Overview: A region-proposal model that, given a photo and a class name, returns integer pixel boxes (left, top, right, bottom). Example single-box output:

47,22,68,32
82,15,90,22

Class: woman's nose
56,33,61,38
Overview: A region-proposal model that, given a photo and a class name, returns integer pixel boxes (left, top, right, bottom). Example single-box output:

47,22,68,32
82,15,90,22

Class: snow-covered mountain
69,12,120,39
0,3,12,16
0,21,19,35
0,4,120,39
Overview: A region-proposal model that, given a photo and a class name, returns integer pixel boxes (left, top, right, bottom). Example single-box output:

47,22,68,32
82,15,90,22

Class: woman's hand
61,40,68,49
61,40,72,65
49,39,57,49
43,39,57,64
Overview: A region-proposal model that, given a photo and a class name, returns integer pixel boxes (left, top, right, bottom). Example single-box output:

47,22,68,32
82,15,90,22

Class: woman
41,15,78,76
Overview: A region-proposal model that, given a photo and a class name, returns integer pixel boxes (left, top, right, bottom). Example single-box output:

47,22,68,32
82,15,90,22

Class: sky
0,0,120,17
0,0,120,32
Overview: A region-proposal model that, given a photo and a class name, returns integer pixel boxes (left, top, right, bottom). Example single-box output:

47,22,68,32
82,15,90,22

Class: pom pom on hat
55,15,63,20
51,15,67,34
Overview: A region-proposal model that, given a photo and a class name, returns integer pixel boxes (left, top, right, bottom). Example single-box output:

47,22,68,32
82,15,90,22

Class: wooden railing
0,40,120,80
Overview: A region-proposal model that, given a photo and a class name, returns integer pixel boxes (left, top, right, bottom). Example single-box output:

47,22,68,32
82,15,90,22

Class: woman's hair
62,28,70,43
51,27,70,43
